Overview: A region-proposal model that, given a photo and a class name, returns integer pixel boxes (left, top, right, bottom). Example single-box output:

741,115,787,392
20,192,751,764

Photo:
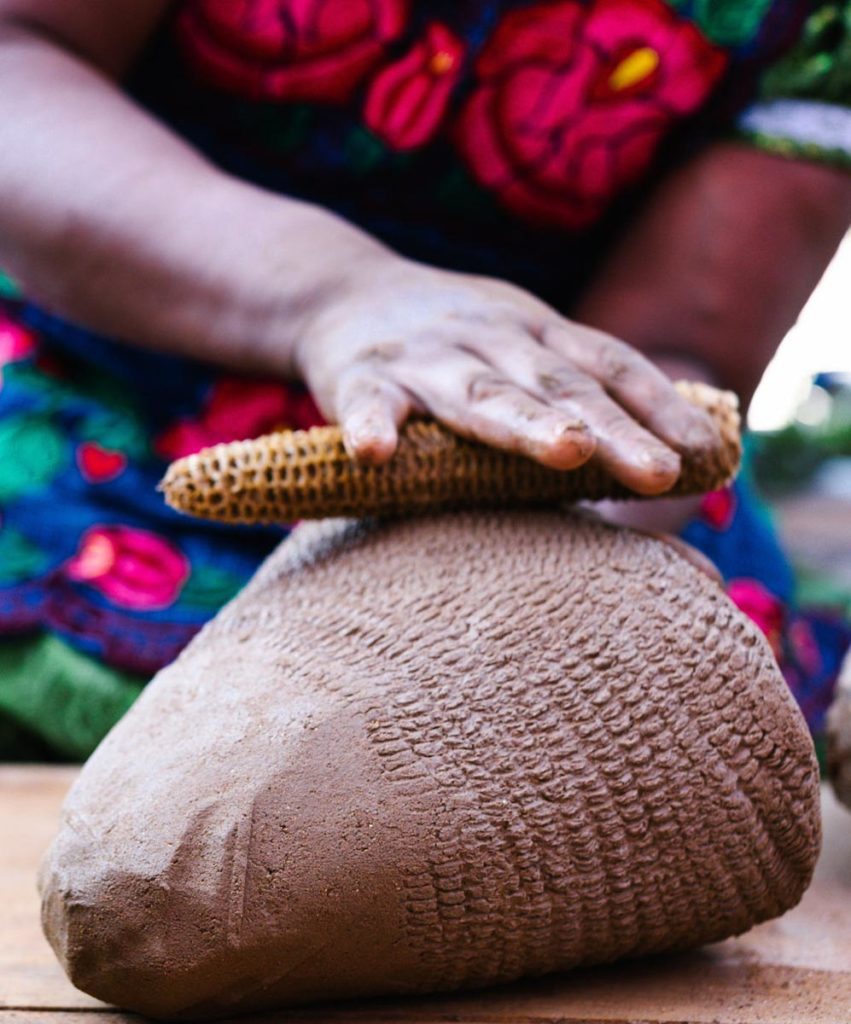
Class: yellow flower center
608,47,660,93
429,50,456,76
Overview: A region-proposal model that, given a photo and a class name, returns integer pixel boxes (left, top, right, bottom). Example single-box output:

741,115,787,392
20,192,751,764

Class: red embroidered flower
66,526,189,611
699,487,736,530
76,442,128,484
179,0,409,102
155,378,295,460
727,578,784,657
365,22,465,150
456,0,727,229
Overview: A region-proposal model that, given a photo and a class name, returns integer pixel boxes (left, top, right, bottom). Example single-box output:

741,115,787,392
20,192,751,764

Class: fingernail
640,447,680,478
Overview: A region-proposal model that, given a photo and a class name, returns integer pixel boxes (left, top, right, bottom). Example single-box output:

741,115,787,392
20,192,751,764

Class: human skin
575,142,851,409
0,0,712,495
575,142,851,532
0,2,849,495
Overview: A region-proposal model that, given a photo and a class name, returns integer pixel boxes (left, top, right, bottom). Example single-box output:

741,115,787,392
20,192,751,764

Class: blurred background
748,232,851,617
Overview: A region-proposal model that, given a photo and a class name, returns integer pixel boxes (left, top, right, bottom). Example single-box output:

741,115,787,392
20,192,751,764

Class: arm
0,0,719,491
576,141,851,535
573,142,851,408
0,0,387,375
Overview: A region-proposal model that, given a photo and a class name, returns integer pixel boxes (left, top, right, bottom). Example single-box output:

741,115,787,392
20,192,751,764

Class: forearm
575,143,851,407
0,21,389,375
0,2,729,485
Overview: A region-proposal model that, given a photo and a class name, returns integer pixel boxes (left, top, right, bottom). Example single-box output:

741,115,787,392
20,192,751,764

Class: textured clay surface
39,512,821,1020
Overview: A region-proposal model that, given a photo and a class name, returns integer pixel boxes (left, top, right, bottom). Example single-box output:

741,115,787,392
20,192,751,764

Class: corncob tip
161,381,741,525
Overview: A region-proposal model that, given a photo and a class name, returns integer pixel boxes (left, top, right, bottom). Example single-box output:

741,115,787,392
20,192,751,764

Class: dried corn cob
160,380,740,524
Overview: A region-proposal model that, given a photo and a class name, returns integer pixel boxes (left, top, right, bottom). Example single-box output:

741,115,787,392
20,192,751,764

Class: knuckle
597,339,637,385
466,372,509,404
359,340,405,364
536,367,588,400
343,372,385,402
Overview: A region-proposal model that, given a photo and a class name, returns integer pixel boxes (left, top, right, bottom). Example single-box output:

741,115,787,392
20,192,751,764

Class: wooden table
2,766,850,1024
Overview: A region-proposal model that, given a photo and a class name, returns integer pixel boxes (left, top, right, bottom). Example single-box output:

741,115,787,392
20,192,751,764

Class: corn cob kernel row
160,380,740,525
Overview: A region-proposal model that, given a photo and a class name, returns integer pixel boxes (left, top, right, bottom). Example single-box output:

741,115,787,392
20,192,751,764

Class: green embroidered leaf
761,5,851,104
436,166,503,221
0,634,145,759
0,268,20,299
1,361,76,405
247,103,314,154
79,408,149,461
345,126,390,173
0,527,47,583
180,563,245,609
692,0,774,47
3,362,149,461
0,415,69,501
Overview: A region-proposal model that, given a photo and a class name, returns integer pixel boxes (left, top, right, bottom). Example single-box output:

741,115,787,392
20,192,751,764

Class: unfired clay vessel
40,512,821,1020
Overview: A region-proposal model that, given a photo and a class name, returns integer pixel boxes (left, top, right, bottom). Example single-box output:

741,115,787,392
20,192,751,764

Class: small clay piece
40,513,820,1020
160,381,741,524
827,650,851,810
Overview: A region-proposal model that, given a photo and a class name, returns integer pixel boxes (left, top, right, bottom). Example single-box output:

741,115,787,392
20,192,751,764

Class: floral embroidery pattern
689,0,775,48
727,577,784,657
179,0,732,229
0,415,68,502
76,442,128,485
155,377,320,460
65,526,190,612
179,0,409,102
699,486,737,529
455,0,728,228
0,317,35,392
364,22,466,149
0,318,35,365
0,525,47,584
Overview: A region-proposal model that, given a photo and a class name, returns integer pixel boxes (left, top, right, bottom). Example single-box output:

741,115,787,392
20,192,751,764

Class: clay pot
40,512,820,1020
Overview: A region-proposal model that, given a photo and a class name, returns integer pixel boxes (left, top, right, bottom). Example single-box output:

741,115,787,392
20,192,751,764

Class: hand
294,254,720,495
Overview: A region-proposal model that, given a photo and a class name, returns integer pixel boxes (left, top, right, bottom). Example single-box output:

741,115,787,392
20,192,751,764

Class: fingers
312,299,718,493
401,350,596,470
335,372,413,464
541,323,720,458
461,332,681,494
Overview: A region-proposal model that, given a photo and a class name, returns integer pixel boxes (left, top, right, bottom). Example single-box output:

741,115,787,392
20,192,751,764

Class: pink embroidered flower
699,487,736,530
456,0,727,229
0,318,36,392
0,319,35,365
66,526,189,611
727,578,784,657
155,378,296,460
179,0,409,103
365,22,466,149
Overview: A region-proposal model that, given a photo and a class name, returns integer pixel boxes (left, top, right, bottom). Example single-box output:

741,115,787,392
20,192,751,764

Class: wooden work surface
2,766,850,1024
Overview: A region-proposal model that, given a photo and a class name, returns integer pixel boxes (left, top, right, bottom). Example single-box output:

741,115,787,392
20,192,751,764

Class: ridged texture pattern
160,381,741,523
40,512,819,1020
